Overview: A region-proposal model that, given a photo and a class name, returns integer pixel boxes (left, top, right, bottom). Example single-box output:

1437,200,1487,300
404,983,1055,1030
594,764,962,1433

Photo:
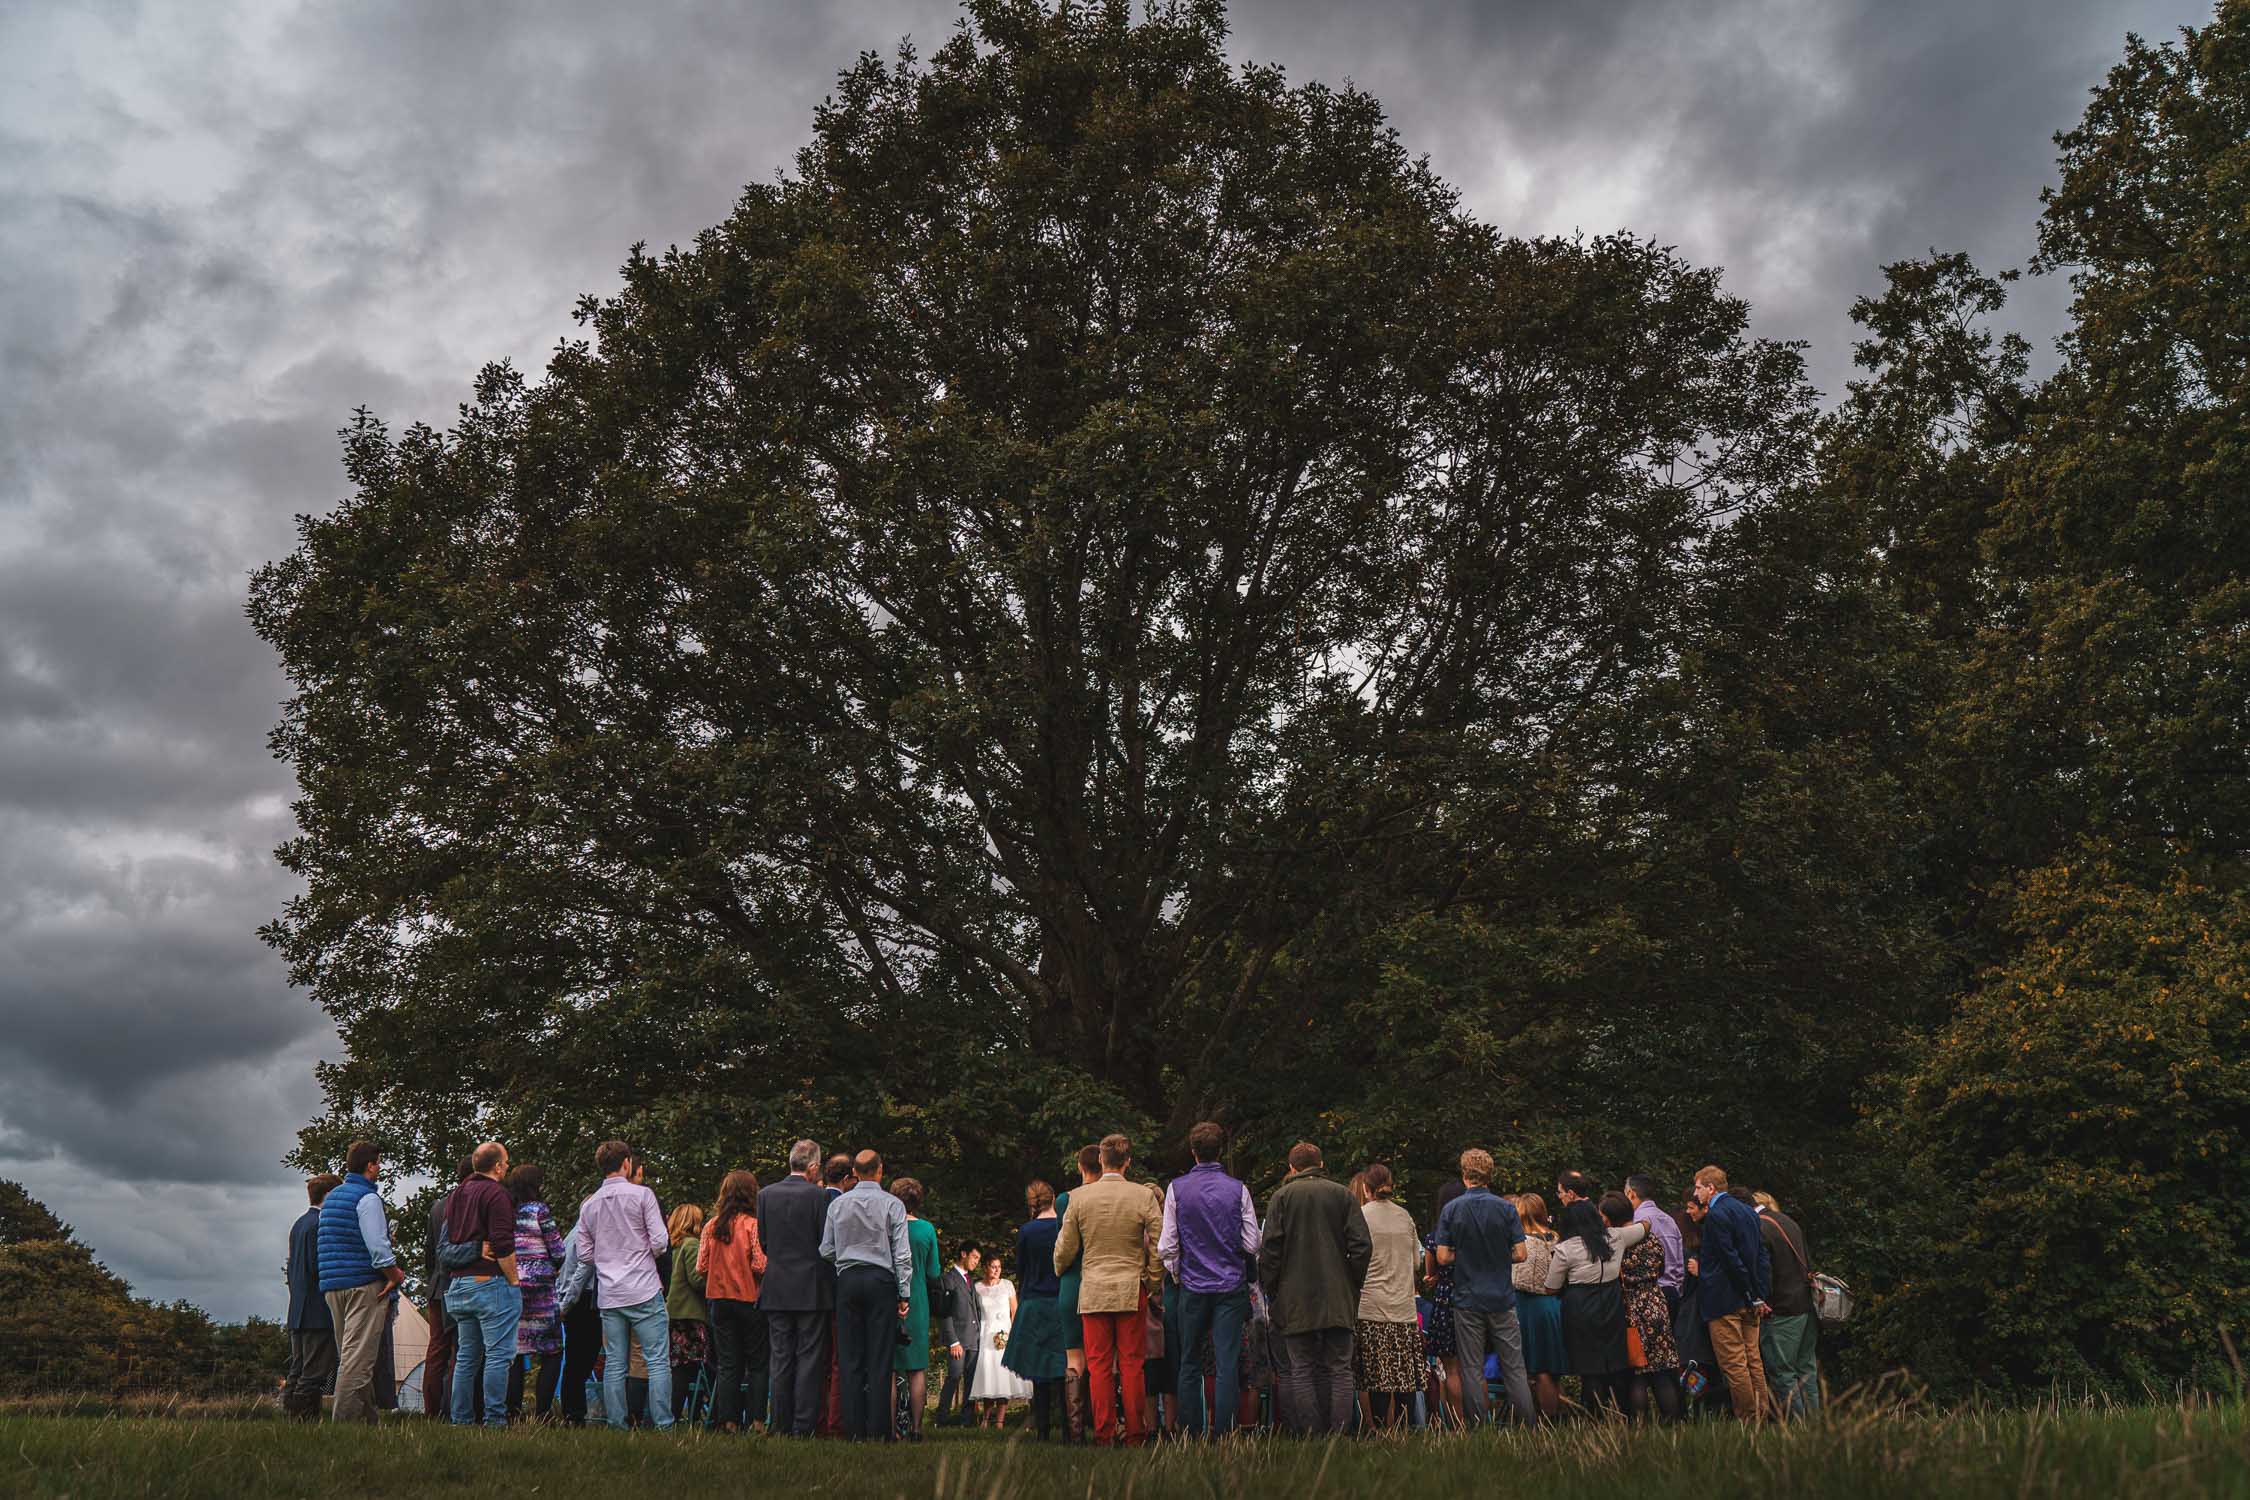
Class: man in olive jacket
1257,1141,1372,1435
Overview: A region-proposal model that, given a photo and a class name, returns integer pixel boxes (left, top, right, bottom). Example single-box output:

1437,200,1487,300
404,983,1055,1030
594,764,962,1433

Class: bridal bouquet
993,1331,1009,1350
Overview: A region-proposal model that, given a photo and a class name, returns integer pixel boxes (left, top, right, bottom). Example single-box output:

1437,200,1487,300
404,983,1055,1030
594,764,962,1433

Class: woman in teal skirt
1002,1179,1069,1438
1512,1193,1569,1421
889,1178,946,1440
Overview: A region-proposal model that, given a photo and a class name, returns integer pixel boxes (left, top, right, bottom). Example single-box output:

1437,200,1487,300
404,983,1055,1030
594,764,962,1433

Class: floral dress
513,1199,568,1355
1619,1232,1679,1371
1420,1228,1457,1358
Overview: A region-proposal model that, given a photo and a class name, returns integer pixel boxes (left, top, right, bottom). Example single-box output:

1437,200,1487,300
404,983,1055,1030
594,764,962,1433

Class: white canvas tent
391,1302,432,1413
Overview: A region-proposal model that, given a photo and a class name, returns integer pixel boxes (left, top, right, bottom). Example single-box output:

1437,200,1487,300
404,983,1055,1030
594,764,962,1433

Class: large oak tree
253,0,1841,1212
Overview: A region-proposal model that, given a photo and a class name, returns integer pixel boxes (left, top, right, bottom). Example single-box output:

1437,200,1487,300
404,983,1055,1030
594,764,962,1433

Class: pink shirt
573,1176,668,1309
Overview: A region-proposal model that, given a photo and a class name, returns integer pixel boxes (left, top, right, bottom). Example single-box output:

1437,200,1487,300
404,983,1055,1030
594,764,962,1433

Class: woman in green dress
889,1177,947,1440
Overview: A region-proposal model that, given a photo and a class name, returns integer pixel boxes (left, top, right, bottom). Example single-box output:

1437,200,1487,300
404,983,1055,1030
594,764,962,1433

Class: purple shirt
1158,1162,1260,1295
572,1176,668,1310
1634,1199,1685,1295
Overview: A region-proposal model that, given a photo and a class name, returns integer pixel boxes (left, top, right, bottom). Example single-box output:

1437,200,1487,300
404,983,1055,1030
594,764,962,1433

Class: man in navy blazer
757,1139,838,1437
1691,1165,1774,1422
283,1173,343,1419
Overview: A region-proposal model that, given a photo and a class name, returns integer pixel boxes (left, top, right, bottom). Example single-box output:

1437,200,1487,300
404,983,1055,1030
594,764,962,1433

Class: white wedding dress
968,1278,1033,1401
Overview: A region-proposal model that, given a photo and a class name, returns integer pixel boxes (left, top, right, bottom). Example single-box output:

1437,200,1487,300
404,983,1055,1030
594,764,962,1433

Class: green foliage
0,1182,283,1396
1867,854,2250,1394
0,1181,72,1246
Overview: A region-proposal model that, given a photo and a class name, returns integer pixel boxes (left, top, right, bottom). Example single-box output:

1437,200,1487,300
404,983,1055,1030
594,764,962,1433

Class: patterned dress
1619,1233,1679,1371
513,1199,568,1355
1420,1228,1457,1359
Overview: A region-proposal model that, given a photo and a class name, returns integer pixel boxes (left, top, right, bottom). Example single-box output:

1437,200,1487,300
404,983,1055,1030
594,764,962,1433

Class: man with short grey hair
758,1139,835,1435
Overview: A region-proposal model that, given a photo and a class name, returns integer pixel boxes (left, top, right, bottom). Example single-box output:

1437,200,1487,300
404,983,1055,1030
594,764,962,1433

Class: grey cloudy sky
0,0,2207,1321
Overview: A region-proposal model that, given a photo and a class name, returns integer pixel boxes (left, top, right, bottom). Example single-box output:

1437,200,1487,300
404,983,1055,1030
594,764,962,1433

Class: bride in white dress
968,1257,1031,1423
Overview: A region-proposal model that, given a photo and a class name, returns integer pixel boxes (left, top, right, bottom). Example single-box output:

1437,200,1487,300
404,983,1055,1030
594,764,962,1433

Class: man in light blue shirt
820,1150,912,1439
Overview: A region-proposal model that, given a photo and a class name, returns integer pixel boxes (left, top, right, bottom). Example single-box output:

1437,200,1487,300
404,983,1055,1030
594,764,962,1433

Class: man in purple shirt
1624,1174,1686,1310
1157,1121,1260,1437
573,1139,673,1430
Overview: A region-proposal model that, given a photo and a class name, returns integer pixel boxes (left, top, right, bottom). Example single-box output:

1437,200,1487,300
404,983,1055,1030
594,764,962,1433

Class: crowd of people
280,1124,1828,1441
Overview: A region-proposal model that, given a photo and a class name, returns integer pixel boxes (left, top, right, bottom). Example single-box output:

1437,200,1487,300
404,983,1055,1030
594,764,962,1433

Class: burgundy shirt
445,1176,517,1278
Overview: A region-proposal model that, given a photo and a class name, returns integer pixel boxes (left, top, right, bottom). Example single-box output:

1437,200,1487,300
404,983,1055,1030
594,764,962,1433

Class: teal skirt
1001,1294,1068,1381
1519,1291,1570,1376
1058,1268,1084,1350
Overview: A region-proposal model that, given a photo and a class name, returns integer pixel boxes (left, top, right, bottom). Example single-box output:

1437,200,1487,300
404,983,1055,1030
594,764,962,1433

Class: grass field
5,1399,2250,1500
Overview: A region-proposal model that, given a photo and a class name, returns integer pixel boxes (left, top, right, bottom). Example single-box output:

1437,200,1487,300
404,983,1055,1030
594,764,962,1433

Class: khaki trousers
1706,1309,1773,1422
325,1282,391,1423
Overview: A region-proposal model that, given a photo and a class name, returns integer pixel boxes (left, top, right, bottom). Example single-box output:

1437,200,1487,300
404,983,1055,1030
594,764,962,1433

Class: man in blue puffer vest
319,1140,405,1422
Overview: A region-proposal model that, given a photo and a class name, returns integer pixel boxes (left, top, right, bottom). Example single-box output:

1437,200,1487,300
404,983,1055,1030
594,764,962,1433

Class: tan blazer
1052,1175,1161,1314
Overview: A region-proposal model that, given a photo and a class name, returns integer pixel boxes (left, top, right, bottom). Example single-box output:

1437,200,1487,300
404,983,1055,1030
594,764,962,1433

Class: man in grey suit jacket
757,1139,836,1437
933,1243,983,1426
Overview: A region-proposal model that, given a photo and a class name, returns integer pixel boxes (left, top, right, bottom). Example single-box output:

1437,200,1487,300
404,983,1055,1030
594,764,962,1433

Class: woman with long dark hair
1543,1196,1647,1415
699,1169,769,1432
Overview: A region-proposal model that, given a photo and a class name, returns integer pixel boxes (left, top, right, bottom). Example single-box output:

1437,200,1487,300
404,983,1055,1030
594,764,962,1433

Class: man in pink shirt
572,1139,672,1429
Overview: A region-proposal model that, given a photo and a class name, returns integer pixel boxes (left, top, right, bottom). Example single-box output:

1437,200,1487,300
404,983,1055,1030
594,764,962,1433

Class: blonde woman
666,1202,709,1414
1511,1193,1567,1421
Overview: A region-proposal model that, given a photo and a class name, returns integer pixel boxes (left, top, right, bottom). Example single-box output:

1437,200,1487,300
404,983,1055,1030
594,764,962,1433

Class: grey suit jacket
940,1265,981,1347
756,1174,837,1312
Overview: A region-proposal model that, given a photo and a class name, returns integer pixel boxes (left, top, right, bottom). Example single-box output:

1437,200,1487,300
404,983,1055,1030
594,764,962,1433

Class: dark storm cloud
0,0,2209,1320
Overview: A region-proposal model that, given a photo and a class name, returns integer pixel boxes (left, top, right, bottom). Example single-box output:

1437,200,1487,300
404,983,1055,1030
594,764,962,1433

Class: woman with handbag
1603,1191,1682,1421
888,1177,948,1441
1544,1197,1647,1415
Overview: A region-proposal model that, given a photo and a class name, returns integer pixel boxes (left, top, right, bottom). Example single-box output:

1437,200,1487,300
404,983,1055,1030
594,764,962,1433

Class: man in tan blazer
1053,1132,1162,1447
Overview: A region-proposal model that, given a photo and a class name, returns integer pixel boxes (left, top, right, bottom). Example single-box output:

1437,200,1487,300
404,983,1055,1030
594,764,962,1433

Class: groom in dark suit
933,1244,983,1426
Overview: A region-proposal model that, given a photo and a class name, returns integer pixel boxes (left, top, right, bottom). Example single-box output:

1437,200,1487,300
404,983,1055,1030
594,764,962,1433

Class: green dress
1053,1189,1084,1351
893,1217,945,1372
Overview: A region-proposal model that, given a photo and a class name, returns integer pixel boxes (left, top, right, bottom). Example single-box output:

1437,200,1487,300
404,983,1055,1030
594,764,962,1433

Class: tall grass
5,1396,2247,1499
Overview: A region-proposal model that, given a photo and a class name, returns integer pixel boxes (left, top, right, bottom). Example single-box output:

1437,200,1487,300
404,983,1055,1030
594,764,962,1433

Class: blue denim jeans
601,1294,672,1430
1173,1286,1249,1437
443,1274,521,1426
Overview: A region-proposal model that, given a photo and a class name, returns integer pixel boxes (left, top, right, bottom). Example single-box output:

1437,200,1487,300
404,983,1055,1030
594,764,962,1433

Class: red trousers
1080,1295,1150,1448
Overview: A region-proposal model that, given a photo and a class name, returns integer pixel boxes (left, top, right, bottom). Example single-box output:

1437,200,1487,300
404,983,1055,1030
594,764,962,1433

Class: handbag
1810,1272,1855,1328
435,1227,484,1273
1769,1213,1853,1327
1143,1288,1167,1361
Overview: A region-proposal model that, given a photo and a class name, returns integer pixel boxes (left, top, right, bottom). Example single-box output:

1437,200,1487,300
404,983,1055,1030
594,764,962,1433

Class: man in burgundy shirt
441,1140,521,1426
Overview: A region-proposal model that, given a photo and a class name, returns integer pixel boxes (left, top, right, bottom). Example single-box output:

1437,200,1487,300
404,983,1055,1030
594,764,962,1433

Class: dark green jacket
1257,1169,1372,1335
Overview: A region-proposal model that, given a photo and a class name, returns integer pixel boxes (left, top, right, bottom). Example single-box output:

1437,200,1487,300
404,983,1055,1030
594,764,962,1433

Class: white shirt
573,1176,668,1309
1543,1220,1648,1290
